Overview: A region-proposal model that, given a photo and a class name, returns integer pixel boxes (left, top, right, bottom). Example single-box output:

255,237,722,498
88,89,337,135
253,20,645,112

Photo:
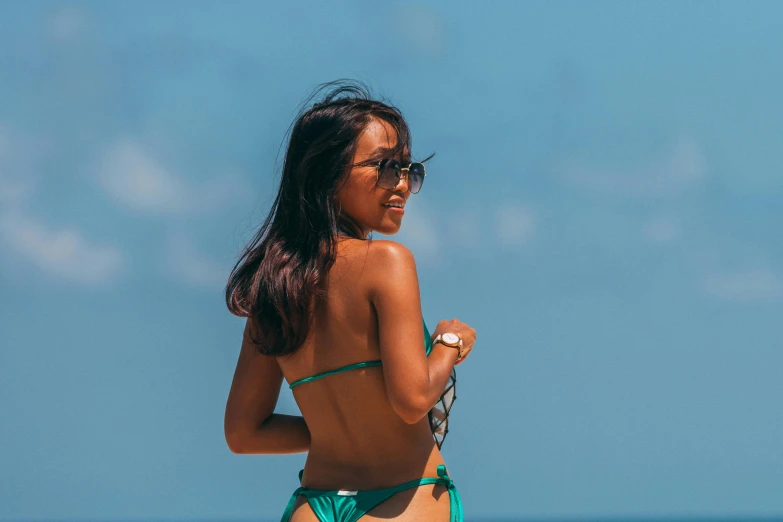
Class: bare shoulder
336,238,415,273
366,239,419,300
367,239,416,266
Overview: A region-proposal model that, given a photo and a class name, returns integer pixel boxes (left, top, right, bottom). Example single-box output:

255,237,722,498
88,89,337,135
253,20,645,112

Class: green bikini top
288,319,433,389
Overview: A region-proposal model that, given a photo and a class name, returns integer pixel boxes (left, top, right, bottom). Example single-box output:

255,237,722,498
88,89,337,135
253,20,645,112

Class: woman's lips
382,205,405,214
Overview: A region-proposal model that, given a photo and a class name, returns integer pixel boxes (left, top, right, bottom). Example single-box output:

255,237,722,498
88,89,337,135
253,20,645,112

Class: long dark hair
225,81,414,356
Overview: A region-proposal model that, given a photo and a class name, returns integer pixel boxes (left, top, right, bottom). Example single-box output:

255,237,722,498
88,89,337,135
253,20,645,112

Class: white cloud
448,209,482,251
0,213,125,286
49,7,88,43
163,230,228,290
642,215,681,244
0,123,124,287
562,136,706,197
95,139,247,216
96,139,191,214
703,267,783,302
495,204,535,247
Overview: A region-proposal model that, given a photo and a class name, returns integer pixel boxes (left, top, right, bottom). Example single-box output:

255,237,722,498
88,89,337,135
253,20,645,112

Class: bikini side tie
437,464,464,522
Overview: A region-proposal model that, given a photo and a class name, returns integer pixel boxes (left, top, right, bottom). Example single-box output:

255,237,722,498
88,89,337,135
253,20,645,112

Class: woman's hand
433,318,476,366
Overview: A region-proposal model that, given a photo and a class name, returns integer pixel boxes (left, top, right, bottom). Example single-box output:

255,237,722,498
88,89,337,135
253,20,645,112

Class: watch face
443,333,459,344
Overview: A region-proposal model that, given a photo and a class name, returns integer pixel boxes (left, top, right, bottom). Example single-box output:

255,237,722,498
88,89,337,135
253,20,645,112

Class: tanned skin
224,118,477,521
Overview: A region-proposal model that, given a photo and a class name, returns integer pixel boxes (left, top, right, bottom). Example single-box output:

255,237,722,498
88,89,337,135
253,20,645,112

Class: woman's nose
396,169,410,192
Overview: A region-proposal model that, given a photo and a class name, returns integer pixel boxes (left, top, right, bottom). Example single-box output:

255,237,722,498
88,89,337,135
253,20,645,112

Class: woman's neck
336,223,370,240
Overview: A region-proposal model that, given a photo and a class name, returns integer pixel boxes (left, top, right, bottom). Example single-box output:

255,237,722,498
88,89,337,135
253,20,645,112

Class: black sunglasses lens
378,160,425,193
378,159,401,190
408,163,425,194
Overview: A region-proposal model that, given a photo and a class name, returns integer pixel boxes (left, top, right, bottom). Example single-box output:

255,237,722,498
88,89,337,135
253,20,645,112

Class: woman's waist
303,407,433,451
301,441,446,490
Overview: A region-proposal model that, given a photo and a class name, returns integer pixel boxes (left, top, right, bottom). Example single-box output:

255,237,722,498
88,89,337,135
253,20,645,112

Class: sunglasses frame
374,158,427,194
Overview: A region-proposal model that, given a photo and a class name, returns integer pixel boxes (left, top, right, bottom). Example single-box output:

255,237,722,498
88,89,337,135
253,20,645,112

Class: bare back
275,237,446,491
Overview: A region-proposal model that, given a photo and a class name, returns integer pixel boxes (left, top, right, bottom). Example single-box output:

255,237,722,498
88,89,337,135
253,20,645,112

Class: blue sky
1,1,782,520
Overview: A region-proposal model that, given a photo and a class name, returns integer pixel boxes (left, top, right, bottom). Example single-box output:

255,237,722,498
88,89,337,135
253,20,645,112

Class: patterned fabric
429,367,457,449
423,319,457,449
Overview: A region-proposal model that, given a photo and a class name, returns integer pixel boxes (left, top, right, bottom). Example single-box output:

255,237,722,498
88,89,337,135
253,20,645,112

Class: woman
224,82,477,522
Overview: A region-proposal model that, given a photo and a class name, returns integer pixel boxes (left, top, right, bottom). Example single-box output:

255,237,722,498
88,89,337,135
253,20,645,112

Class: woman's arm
224,317,311,454
368,240,459,424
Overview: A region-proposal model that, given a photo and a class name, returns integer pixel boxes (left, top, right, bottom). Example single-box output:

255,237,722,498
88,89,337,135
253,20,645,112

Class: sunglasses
374,158,426,194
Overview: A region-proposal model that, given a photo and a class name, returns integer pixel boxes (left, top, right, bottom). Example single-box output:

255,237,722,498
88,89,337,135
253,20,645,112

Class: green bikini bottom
279,464,463,522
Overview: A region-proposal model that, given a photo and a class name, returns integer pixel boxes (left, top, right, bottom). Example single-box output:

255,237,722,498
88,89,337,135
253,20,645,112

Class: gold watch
433,332,463,359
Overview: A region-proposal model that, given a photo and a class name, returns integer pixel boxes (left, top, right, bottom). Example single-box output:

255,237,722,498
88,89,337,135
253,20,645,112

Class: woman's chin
375,221,402,236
